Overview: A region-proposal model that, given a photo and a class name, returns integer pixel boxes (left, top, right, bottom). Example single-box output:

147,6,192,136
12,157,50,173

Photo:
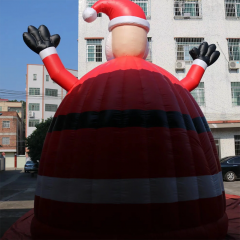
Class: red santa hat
82,0,150,32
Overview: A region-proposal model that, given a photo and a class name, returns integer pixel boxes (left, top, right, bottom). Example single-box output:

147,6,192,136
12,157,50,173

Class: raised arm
23,25,78,91
181,42,220,92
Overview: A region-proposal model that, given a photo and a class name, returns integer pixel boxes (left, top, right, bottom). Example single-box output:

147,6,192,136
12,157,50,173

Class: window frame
2,121,10,128
86,39,103,62
29,119,40,127
131,0,151,19
45,104,58,112
45,88,58,97
234,135,240,155
29,88,40,96
227,39,240,61
33,74,37,81
214,139,221,159
2,137,10,145
46,75,49,82
86,0,102,17
174,0,202,19
231,82,240,106
29,103,40,111
190,82,205,106
175,38,204,64
225,0,240,19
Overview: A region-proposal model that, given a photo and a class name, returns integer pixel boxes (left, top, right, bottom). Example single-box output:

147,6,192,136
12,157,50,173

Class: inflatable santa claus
23,0,228,239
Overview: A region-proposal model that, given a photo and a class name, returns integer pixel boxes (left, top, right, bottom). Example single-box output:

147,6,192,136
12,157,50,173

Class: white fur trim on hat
108,16,150,32
82,7,97,23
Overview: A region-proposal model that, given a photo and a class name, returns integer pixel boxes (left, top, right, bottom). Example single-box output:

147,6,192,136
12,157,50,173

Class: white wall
212,128,240,158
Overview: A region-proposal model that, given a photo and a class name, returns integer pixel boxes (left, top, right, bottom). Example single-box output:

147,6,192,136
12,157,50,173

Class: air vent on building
229,61,240,70
183,12,191,19
29,111,35,118
175,61,186,69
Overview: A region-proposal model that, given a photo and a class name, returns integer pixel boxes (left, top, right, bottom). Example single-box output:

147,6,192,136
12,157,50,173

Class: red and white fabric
82,0,150,32
181,59,208,92
31,57,227,239
39,47,78,91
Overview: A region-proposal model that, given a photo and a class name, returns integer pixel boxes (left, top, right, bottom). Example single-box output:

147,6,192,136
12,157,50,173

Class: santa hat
82,0,150,32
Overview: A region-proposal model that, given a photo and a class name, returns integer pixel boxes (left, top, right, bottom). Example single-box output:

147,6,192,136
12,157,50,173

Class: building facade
78,0,240,158
0,112,24,168
0,99,24,119
26,64,78,137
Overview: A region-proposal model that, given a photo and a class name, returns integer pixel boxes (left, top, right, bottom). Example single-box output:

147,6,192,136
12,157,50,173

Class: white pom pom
82,7,97,23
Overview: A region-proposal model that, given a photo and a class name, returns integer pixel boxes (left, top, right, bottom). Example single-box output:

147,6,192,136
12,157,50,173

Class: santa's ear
143,40,149,60
105,32,115,61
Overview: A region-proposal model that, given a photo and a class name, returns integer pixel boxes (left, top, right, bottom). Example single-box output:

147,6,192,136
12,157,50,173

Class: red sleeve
39,47,78,91
181,59,207,92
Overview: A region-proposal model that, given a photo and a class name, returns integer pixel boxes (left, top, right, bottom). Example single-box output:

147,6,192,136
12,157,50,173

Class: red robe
32,56,227,239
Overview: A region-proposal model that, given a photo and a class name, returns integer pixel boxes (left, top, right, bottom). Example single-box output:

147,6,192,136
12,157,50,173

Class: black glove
23,25,60,54
189,42,220,67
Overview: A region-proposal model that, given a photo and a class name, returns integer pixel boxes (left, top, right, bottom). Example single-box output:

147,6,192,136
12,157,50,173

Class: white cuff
193,59,208,70
39,47,57,60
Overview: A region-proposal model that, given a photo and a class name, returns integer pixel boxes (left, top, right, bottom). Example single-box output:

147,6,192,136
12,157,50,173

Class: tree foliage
26,117,53,162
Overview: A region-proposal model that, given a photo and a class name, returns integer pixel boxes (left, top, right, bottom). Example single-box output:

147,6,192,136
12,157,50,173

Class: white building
78,0,240,158
26,64,78,137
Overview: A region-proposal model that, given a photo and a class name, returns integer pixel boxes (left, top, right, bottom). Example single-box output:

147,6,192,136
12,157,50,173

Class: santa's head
82,0,150,61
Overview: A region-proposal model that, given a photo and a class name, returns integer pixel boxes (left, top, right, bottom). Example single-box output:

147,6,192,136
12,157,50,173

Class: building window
176,38,204,63
146,37,152,62
8,107,21,113
228,39,240,61
45,104,58,112
214,139,221,159
231,82,240,106
235,135,240,155
2,137,10,145
29,88,40,95
86,39,102,62
33,74,37,81
46,75,49,81
174,0,202,18
2,121,10,128
191,82,205,106
86,0,102,17
29,103,40,111
131,0,150,18
225,0,240,18
0,106,2,111
45,88,58,97
29,119,40,127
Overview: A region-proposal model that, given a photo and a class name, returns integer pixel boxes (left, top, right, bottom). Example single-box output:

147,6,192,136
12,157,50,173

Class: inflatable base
1,195,240,240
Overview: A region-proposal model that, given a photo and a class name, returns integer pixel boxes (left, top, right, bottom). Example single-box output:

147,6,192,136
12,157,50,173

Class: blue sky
0,0,78,101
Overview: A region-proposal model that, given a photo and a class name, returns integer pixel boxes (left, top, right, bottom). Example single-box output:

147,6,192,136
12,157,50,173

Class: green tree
26,117,53,162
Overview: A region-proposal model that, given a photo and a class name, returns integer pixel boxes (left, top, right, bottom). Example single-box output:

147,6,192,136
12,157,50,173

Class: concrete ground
0,169,37,238
0,170,239,238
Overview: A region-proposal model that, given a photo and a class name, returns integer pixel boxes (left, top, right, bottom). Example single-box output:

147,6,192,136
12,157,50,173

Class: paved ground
0,170,239,238
0,169,37,238
223,179,240,196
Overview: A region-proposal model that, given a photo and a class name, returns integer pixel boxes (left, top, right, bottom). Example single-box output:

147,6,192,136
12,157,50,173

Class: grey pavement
0,169,37,238
0,170,239,239
224,179,240,196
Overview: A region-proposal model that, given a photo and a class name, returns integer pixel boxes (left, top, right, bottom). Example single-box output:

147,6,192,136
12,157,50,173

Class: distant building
26,64,78,138
0,100,24,119
0,111,24,168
